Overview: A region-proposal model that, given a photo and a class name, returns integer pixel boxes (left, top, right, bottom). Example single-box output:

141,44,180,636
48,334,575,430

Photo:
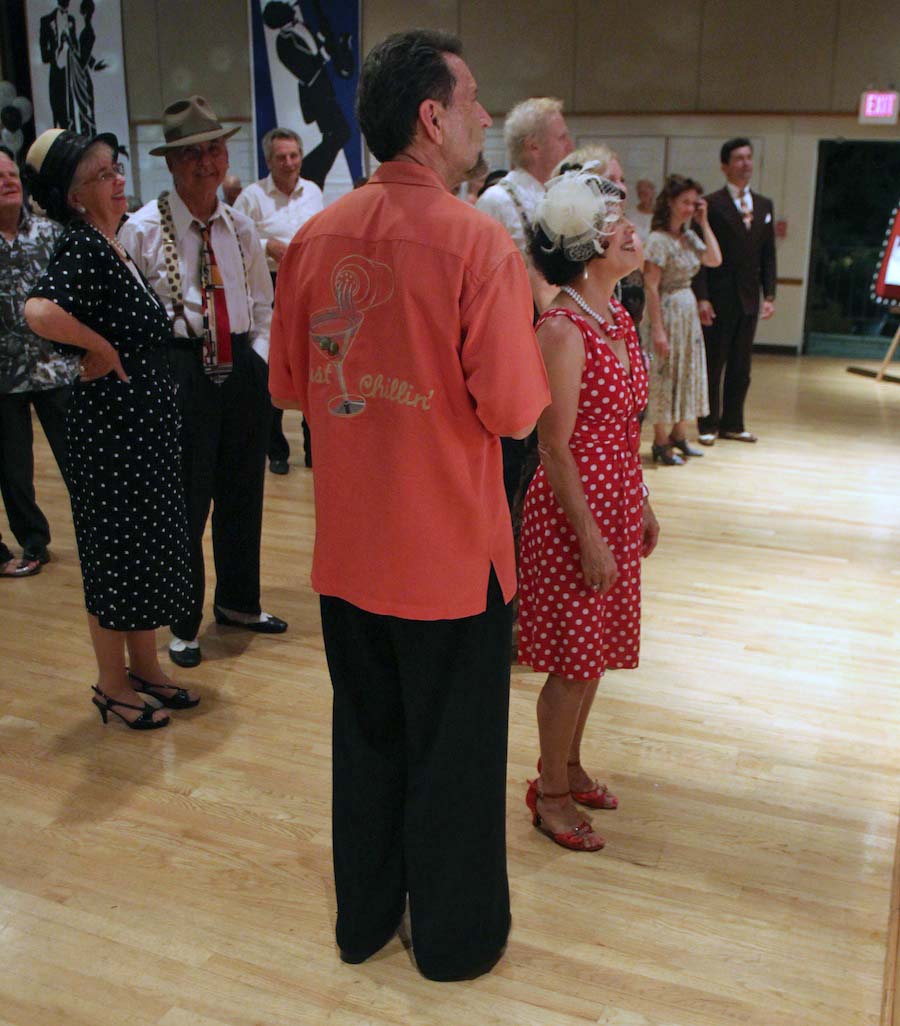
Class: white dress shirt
475,168,545,260
234,174,324,272
726,180,753,216
629,208,653,246
119,189,274,361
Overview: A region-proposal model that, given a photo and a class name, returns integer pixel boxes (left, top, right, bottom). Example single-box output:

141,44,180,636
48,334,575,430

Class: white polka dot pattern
518,302,648,682
31,222,192,631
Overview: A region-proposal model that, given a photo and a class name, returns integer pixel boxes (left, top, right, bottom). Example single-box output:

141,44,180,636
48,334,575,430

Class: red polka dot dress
518,302,648,682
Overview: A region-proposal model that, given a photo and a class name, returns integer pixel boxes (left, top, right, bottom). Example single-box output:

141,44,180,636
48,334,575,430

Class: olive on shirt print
309,254,394,417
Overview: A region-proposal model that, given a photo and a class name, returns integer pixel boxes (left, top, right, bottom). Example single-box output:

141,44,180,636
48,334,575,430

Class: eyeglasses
174,141,227,163
82,162,126,185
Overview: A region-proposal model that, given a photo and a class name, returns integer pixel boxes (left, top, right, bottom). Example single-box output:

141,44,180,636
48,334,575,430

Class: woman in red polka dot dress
518,165,661,852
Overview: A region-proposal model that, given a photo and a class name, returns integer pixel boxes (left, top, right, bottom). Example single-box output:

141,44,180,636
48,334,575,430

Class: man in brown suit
693,137,776,443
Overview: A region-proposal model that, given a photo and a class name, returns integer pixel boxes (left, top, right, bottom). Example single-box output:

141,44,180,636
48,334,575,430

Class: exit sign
859,91,899,124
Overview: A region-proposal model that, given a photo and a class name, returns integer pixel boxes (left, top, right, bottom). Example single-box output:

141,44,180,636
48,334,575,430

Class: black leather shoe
213,607,288,633
269,459,289,475
23,545,50,565
169,642,202,668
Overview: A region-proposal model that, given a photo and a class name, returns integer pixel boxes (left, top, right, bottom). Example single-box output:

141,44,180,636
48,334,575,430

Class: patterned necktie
739,190,753,231
197,221,233,383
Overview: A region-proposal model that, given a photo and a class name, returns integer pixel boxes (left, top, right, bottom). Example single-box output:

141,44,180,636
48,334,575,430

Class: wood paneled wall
122,0,900,120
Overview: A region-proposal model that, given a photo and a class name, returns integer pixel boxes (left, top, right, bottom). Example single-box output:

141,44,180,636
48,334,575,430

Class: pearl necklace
87,222,129,262
560,286,626,340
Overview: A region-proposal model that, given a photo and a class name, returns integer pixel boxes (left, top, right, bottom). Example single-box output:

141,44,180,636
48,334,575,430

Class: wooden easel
876,318,900,381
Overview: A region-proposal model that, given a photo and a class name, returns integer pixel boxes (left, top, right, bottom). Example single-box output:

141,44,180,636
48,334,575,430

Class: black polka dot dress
30,221,191,631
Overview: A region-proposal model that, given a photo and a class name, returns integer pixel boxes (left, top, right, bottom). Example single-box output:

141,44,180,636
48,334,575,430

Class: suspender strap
499,179,536,249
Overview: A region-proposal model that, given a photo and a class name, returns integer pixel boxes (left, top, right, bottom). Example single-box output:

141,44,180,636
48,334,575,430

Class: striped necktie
197,221,233,383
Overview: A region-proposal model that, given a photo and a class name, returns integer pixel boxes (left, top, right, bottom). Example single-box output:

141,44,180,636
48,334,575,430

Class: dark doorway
805,140,900,357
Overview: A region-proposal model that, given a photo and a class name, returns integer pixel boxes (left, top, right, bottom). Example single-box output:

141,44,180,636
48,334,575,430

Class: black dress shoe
23,545,50,565
213,607,288,633
169,643,202,668
269,459,289,475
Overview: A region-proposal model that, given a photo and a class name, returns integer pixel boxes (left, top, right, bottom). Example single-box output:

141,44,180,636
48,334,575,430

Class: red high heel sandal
536,758,618,810
525,779,605,852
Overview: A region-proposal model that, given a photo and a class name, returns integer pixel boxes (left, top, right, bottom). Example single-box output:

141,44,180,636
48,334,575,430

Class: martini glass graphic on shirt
309,256,394,417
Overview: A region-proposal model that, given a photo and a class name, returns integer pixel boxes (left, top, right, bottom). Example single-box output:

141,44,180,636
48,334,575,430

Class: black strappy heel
127,669,200,709
91,685,170,730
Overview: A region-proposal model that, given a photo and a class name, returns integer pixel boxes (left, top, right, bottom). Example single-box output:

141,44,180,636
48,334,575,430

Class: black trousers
167,337,271,640
268,407,312,467
699,305,758,435
0,385,71,554
320,570,513,979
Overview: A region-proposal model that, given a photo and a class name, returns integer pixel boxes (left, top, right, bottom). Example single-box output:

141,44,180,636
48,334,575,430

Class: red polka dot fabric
518,302,648,682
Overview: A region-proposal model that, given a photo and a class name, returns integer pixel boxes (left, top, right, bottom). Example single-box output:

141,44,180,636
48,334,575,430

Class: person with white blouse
235,127,323,472
119,95,287,669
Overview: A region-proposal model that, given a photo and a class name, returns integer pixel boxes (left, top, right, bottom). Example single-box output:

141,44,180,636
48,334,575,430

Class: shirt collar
169,186,233,241
726,181,749,201
370,161,451,191
262,173,305,199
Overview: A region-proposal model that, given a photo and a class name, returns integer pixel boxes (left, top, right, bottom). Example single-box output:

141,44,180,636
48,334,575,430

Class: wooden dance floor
1,353,899,1026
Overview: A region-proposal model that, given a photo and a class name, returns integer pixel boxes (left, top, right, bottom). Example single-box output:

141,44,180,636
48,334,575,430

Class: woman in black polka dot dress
24,129,198,729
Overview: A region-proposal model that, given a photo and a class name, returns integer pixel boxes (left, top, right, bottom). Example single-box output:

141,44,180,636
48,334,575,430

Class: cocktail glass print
309,255,394,417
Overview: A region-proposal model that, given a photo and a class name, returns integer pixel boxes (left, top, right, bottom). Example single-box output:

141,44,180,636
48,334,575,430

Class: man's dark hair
720,137,752,165
357,30,463,163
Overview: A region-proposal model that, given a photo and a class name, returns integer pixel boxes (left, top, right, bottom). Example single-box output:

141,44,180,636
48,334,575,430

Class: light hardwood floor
1,354,898,1026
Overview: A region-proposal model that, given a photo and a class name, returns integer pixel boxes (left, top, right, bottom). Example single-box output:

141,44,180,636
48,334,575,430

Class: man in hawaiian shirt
0,148,77,576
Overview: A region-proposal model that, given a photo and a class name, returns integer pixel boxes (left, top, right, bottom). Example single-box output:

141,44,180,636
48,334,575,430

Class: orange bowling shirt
269,161,550,620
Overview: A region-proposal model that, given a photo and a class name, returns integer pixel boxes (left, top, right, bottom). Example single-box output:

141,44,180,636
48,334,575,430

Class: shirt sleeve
476,187,526,256
242,220,274,361
643,231,669,267
117,215,148,276
460,249,549,437
233,189,269,255
268,241,307,408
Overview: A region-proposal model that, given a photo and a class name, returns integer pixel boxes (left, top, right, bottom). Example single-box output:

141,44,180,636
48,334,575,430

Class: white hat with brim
149,95,240,156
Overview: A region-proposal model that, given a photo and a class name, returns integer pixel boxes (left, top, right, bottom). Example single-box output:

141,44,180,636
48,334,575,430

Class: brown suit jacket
693,186,776,318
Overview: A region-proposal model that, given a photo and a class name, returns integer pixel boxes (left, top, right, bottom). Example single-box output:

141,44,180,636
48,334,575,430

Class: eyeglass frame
79,161,127,186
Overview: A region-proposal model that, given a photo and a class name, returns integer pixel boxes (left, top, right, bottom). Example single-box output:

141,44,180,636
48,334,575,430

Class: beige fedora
149,95,239,155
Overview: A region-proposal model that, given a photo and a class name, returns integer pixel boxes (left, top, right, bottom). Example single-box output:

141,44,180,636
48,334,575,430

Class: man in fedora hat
120,95,287,668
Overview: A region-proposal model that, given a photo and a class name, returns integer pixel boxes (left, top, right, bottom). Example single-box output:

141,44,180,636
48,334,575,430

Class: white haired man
476,98,573,542
119,95,287,667
476,96,573,313
235,126,323,472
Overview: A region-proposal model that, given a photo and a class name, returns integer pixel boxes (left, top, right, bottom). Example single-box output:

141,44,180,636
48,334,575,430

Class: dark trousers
0,385,71,553
320,570,513,979
167,338,271,640
268,407,313,467
699,305,757,435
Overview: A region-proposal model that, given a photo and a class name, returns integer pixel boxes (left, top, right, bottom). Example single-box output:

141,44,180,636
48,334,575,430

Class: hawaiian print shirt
0,208,78,393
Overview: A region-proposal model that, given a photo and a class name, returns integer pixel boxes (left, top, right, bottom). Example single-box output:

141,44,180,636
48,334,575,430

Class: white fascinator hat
533,162,625,262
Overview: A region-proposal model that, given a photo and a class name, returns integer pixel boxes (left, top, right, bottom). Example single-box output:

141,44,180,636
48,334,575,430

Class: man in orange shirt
270,30,549,981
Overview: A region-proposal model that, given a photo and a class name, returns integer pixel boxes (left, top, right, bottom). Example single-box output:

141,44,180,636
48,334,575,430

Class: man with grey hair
476,98,573,533
476,96,573,312
236,127,323,471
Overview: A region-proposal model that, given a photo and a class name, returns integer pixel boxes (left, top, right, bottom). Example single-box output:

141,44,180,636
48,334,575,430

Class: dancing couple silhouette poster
26,0,131,187
250,0,362,203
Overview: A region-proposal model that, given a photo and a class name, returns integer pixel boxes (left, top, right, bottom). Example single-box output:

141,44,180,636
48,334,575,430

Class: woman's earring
74,204,86,213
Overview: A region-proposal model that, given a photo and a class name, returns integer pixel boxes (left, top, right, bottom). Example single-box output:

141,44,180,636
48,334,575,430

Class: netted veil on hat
534,163,625,262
